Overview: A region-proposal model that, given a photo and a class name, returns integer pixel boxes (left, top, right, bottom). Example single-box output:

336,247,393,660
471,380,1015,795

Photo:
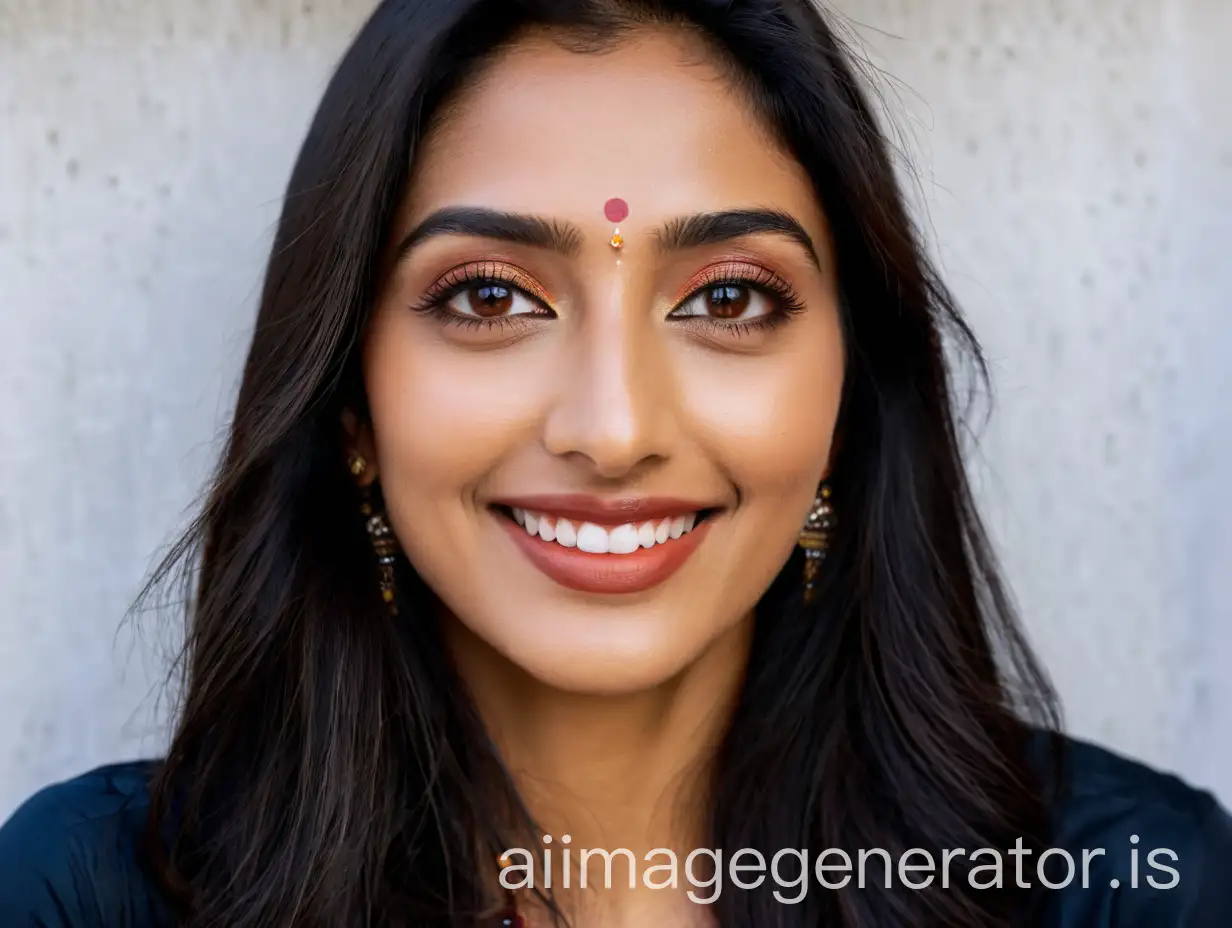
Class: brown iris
704,284,751,319
466,283,515,317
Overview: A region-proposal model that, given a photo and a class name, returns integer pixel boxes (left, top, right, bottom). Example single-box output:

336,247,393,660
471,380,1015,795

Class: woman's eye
672,284,774,321
444,282,543,318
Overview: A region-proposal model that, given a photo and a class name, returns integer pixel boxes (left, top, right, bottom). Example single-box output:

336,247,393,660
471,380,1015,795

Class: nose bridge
543,293,672,477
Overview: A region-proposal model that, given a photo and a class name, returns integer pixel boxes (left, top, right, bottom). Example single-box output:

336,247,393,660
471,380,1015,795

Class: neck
444,610,752,922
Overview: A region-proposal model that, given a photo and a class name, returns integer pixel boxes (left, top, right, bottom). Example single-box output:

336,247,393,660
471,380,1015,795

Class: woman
1,0,1227,925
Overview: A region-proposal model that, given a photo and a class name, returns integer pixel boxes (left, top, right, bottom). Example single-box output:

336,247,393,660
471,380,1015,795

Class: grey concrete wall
0,0,1228,819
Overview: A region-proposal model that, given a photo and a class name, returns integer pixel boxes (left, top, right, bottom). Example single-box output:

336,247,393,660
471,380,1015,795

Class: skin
352,26,844,926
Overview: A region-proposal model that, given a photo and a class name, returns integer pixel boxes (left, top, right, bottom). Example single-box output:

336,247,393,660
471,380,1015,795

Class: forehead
404,27,825,232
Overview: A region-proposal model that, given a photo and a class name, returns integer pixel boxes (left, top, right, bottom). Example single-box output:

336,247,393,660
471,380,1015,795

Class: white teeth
654,520,670,544
669,515,686,539
507,508,704,555
576,522,610,554
608,523,641,555
555,518,577,548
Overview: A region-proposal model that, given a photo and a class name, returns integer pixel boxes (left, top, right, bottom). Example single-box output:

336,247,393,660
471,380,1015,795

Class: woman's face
362,27,844,695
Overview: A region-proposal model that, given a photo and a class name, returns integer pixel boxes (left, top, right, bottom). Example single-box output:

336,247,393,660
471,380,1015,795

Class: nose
541,302,676,479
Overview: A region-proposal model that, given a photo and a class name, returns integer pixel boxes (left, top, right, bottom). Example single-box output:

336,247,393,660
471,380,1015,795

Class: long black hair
143,1,1060,925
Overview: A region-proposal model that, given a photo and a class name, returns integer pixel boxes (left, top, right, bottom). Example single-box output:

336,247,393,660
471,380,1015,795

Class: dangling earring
798,483,835,603
497,852,524,927
348,451,399,616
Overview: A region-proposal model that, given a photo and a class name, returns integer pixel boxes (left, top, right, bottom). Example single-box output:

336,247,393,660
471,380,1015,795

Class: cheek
362,315,549,502
680,321,843,493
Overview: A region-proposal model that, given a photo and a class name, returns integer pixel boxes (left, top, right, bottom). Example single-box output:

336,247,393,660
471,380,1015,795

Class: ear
341,408,379,487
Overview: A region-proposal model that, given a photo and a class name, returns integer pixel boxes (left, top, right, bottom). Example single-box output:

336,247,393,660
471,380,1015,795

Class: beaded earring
496,852,524,926
348,452,399,616
798,483,835,603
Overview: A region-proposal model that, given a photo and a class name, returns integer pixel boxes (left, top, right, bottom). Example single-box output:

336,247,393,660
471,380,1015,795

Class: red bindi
603,197,629,224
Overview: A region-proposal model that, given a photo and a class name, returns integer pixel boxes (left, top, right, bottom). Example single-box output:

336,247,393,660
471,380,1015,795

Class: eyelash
670,263,806,336
411,261,805,335
410,262,551,333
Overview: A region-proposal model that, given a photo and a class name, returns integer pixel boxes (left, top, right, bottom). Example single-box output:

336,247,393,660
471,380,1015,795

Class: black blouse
0,735,1228,926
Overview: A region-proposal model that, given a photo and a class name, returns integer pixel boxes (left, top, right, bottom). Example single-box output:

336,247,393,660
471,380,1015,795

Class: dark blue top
0,736,1229,926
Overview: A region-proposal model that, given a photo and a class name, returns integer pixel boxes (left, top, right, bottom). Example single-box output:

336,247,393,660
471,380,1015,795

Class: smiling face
360,26,845,695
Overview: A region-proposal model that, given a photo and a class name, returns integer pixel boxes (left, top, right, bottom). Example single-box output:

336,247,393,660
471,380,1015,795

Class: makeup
491,495,718,594
604,197,629,250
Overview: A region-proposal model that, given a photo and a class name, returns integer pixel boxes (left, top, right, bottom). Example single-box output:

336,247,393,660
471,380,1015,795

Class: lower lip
496,512,713,595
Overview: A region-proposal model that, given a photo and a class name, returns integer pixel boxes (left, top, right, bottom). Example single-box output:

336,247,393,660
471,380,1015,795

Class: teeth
509,508,703,555
607,523,641,555
576,522,609,554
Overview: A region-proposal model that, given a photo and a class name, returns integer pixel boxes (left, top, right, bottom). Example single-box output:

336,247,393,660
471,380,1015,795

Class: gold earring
497,852,523,926
361,499,399,616
798,483,835,603
346,451,399,616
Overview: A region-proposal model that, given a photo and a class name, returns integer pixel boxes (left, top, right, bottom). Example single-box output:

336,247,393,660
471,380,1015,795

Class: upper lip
492,494,719,525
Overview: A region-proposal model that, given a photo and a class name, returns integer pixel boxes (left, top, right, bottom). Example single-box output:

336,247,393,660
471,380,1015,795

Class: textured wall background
0,0,1228,819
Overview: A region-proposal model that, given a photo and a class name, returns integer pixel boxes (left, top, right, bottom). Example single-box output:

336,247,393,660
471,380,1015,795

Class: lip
491,494,714,526
491,498,718,595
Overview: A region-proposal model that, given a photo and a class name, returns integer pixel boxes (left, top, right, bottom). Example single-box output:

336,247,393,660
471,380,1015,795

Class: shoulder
0,760,170,928
1036,733,1232,927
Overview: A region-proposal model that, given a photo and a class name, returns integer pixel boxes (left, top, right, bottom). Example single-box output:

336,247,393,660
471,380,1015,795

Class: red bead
603,197,629,223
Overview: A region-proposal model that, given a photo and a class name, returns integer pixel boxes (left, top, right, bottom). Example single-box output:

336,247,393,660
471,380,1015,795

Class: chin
457,600,734,697
522,651,691,697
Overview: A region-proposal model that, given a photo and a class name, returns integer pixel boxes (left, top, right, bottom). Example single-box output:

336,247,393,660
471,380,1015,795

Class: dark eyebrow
655,209,821,268
395,207,585,260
